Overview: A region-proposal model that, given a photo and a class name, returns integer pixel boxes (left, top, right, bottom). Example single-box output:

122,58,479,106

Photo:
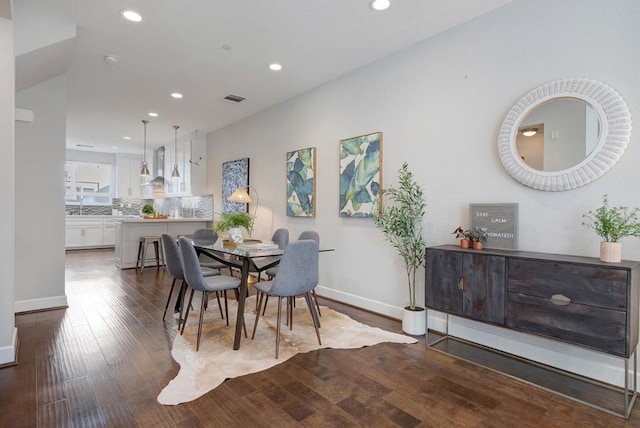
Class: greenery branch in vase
215,212,254,243
373,162,426,335
582,194,640,263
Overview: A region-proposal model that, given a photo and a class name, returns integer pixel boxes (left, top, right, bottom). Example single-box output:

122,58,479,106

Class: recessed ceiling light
369,0,391,11
121,10,142,22
269,63,283,71
171,93,183,99
148,112,158,117
123,136,131,140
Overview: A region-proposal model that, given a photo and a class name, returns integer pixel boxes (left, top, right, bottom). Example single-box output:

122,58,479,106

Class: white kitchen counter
66,215,135,218
115,218,213,223
114,218,212,269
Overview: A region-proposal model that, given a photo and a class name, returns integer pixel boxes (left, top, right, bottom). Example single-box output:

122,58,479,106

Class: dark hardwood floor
1,248,638,427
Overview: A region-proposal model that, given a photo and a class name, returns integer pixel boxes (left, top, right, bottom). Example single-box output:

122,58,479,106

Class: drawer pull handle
458,277,466,290
550,294,571,306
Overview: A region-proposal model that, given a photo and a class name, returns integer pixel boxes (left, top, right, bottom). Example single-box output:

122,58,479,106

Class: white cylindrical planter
402,307,426,336
600,241,622,263
228,227,244,243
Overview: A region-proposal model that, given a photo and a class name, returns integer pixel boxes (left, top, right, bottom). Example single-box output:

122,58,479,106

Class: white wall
206,0,640,388
12,0,75,56
0,4,17,365
15,75,67,312
66,148,116,166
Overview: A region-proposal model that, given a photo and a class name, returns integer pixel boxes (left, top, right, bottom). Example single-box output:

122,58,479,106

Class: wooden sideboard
425,244,640,417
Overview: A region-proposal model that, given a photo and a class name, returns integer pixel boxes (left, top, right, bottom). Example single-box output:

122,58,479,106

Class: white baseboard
316,285,403,319
0,327,18,365
14,294,68,313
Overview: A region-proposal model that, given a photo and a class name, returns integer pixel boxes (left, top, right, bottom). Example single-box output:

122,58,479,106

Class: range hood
148,146,165,187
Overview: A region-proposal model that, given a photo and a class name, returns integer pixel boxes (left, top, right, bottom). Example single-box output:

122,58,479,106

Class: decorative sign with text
469,203,519,250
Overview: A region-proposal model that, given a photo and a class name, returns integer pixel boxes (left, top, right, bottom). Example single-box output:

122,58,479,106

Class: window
65,161,113,205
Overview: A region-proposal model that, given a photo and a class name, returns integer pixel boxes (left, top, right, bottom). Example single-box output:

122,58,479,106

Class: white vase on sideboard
600,241,622,263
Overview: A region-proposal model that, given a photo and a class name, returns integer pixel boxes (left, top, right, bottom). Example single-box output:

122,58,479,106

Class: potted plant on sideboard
582,194,640,262
215,212,254,244
373,162,427,335
469,227,487,250
452,226,470,248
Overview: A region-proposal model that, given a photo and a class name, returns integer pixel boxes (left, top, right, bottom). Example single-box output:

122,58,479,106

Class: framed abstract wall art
339,132,382,218
286,147,316,217
222,158,250,214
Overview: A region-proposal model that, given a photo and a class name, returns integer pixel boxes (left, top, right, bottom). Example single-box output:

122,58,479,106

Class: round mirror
498,78,631,191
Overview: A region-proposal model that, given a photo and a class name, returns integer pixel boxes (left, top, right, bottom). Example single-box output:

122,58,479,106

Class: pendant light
140,119,150,177
171,125,180,178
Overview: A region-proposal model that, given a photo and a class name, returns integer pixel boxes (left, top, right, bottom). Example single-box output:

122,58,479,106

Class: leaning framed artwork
286,147,316,217
339,132,382,218
469,203,519,250
222,158,250,214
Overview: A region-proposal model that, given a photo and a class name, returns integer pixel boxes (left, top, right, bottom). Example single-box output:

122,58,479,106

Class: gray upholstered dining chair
161,234,223,324
251,239,321,358
259,228,289,282
178,237,244,351
298,230,320,244
192,228,232,274
261,230,322,317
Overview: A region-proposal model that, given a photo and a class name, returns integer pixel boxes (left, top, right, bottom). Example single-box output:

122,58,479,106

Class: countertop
116,218,212,223
66,215,211,222
66,215,138,219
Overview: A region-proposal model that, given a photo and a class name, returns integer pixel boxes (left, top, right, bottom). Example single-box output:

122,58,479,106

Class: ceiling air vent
222,94,246,103
76,144,94,148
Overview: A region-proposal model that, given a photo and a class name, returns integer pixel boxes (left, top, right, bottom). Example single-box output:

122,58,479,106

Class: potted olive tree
373,162,426,335
582,195,640,262
216,212,254,243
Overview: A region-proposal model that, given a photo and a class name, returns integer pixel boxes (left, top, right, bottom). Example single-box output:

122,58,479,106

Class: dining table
193,239,333,350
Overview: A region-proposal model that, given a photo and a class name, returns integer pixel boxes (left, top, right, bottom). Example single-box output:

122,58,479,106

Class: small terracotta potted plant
469,227,487,250
452,226,471,249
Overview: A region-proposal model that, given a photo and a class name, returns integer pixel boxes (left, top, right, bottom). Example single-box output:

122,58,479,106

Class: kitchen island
114,218,212,269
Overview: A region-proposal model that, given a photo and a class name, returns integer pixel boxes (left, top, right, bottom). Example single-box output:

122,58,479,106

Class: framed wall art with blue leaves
286,147,316,217
339,132,382,218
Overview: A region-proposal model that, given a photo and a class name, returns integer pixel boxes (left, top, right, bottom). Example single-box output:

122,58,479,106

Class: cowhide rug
157,295,417,405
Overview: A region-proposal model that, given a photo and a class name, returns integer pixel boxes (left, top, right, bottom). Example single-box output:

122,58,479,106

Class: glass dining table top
193,239,285,259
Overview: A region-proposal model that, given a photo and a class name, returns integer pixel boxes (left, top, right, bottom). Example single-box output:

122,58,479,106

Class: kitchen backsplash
66,195,213,218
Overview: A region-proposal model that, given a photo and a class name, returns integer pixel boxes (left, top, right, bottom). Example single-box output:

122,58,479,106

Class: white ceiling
13,0,513,154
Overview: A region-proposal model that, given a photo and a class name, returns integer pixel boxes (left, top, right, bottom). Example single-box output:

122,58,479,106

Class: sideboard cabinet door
426,248,506,325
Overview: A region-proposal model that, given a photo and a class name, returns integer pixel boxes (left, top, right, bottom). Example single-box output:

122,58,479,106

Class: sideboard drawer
506,292,627,356
508,258,627,311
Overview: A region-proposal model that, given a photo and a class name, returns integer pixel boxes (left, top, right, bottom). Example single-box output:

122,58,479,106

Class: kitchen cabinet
65,216,125,249
103,218,117,246
116,155,145,198
65,217,104,248
164,131,206,196
165,140,190,196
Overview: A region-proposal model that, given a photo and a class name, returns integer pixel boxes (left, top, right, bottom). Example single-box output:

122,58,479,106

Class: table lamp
228,186,258,236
